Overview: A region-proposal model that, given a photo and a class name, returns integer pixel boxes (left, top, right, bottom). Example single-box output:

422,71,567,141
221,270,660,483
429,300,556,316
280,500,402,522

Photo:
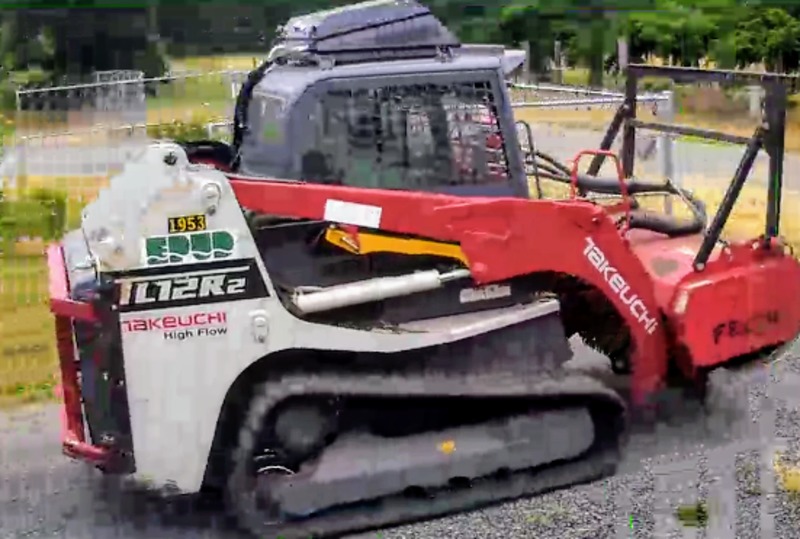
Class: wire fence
0,70,678,189
507,80,675,186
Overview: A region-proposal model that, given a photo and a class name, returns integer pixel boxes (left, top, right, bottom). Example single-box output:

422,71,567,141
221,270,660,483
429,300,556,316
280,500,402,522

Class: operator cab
229,0,529,198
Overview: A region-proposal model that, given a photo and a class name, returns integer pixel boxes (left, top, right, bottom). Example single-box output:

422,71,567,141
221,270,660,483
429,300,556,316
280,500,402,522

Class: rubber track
226,369,627,539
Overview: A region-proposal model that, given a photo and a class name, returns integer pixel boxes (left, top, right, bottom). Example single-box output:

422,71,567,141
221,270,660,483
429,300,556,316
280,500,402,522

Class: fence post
11,88,21,192
16,136,27,193
748,85,764,120
522,41,531,84
552,40,563,85
660,90,676,215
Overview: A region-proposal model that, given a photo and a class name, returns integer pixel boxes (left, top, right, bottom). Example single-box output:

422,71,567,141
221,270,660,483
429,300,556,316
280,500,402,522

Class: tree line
1,0,799,88
451,0,800,85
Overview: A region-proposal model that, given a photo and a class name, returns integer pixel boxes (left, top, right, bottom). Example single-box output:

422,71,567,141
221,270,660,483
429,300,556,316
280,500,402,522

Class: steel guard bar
46,243,111,465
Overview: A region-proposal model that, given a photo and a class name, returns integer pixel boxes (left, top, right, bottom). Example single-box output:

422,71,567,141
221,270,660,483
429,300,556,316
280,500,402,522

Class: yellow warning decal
437,440,456,455
775,451,800,492
324,227,468,265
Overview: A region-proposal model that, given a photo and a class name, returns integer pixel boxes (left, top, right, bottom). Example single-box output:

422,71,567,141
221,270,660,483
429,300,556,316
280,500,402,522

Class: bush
146,116,227,143
675,85,749,116
133,41,170,80
0,188,69,244
639,77,673,92
147,119,206,142
0,79,16,112
26,188,67,240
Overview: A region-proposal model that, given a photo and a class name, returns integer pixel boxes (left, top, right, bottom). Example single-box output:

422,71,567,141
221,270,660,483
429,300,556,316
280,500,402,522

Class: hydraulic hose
531,150,708,237
230,45,286,170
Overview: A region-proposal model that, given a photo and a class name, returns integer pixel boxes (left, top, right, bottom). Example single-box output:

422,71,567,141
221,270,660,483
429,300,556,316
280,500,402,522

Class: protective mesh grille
304,79,510,190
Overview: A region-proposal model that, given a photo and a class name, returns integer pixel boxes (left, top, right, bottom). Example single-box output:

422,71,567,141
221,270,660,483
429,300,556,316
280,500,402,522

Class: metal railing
507,81,678,207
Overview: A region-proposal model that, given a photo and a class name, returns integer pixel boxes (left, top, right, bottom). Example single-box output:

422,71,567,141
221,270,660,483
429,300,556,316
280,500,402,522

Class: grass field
0,256,57,408
0,180,96,408
170,54,262,72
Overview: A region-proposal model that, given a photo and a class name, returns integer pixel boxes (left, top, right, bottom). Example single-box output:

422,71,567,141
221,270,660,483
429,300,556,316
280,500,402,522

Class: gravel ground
3,338,800,539
375,338,800,539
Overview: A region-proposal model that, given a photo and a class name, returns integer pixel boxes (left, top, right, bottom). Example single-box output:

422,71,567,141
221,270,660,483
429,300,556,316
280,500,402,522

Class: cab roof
252,52,513,102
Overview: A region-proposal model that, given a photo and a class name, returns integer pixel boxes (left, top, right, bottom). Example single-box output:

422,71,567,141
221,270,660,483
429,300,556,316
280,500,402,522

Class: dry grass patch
0,257,59,407
170,54,261,72
531,173,800,253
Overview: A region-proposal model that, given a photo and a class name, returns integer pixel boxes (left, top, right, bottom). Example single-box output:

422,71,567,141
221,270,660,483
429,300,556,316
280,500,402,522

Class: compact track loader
47,1,800,537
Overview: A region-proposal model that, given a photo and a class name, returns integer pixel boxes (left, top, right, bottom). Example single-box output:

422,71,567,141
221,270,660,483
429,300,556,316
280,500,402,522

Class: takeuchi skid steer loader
47,1,800,538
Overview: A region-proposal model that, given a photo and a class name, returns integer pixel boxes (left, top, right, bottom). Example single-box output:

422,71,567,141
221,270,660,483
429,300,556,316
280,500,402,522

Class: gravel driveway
3,337,800,539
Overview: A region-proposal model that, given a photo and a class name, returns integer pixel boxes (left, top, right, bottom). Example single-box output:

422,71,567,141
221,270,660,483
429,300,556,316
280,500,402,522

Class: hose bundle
528,150,708,237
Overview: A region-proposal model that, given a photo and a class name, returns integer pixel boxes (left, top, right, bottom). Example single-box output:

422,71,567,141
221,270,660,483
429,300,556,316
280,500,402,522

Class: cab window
302,80,510,190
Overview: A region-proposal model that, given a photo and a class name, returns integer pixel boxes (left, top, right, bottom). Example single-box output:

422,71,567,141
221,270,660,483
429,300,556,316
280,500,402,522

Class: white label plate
323,199,383,229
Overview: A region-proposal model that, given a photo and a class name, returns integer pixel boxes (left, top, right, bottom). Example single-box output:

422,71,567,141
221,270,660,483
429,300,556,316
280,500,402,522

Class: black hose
534,151,571,175
532,161,568,178
627,210,705,237
230,58,275,171
531,151,708,237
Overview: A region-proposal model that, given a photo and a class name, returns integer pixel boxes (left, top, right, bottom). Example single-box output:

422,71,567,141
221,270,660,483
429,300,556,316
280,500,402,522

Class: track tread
226,369,627,539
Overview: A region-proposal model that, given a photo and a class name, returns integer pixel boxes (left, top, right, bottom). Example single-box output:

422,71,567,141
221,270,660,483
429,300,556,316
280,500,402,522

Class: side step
270,407,595,516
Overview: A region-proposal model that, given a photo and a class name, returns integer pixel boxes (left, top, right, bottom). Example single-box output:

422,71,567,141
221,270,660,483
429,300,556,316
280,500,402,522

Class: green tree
500,0,607,84
3,0,800,90
734,7,800,71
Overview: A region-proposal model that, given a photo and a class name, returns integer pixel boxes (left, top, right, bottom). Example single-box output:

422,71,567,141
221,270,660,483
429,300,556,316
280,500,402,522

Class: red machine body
226,170,800,405
636,232,800,369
